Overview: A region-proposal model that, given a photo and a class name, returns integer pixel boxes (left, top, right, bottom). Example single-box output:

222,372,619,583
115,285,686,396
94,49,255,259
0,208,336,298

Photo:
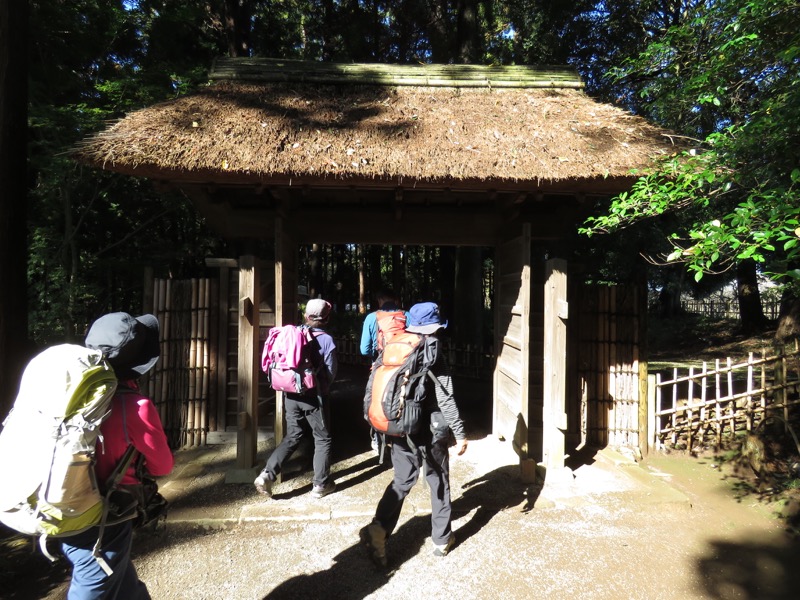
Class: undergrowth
651,313,800,532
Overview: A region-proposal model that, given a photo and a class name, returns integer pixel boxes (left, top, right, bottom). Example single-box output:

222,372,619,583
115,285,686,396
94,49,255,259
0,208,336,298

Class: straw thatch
73,59,680,189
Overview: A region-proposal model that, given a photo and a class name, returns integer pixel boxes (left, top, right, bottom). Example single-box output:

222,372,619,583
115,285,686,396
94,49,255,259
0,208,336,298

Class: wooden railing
649,341,800,451
680,298,781,320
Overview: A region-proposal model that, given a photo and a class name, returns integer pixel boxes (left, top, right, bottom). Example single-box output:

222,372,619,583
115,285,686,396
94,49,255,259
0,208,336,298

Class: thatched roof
73,58,679,191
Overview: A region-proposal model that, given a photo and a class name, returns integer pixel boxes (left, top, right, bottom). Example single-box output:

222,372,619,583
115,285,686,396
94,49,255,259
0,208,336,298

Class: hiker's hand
456,438,468,455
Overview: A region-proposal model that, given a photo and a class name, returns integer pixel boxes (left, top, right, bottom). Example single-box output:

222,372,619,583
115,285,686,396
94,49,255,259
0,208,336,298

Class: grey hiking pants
374,434,453,545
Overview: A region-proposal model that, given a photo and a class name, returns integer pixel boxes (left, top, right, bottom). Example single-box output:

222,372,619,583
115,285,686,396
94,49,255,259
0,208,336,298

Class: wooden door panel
493,223,531,457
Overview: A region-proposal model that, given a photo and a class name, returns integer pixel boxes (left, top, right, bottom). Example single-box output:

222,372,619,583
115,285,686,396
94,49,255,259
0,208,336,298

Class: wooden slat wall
146,266,276,447
493,225,532,457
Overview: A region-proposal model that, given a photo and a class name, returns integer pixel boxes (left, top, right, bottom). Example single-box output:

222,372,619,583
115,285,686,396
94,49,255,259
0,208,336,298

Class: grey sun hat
305,299,332,322
85,312,160,380
405,302,448,335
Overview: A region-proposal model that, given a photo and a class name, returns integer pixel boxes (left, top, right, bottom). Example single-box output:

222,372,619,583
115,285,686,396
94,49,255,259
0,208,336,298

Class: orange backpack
375,310,406,353
364,332,439,437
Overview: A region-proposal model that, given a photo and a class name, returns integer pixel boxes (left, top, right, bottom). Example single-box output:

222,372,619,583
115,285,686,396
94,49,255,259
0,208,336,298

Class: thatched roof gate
75,58,676,481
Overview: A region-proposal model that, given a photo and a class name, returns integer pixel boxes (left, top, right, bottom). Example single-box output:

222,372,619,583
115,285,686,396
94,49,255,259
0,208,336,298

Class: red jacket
94,381,174,487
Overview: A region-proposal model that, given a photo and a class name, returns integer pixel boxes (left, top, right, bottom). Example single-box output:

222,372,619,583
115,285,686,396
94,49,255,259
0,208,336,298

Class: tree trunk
0,0,30,418
439,246,456,327
332,244,346,312
656,267,685,317
62,187,79,341
736,259,766,333
392,245,404,305
775,287,800,343
367,245,383,309
423,0,453,62
223,0,253,57
321,0,337,61
308,243,322,299
457,0,479,63
357,244,366,315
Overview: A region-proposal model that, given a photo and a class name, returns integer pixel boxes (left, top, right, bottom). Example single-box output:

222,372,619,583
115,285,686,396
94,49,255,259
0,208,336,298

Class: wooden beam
210,57,585,89
394,187,403,221
205,258,238,268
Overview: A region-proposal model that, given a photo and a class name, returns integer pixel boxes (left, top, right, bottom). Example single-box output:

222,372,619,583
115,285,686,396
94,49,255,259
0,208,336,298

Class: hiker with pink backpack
255,299,338,499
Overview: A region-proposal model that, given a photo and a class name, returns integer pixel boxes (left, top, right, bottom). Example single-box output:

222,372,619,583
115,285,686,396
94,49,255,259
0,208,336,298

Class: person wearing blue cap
360,301,468,567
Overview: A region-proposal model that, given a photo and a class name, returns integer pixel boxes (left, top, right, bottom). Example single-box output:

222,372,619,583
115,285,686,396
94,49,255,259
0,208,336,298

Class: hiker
254,299,338,499
62,312,174,600
359,288,404,361
359,288,406,454
360,302,468,567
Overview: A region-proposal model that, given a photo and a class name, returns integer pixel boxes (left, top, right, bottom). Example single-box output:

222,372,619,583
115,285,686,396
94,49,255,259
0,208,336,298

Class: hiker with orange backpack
360,302,468,567
359,288,407,361
359,288,407,456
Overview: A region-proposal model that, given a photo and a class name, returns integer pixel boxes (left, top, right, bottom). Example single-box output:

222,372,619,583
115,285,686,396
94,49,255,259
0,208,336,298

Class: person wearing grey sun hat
255,297,339,500
61,312,173,599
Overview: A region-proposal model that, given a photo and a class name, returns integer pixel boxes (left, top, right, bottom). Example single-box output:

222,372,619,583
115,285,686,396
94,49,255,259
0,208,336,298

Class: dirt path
641,453,800,599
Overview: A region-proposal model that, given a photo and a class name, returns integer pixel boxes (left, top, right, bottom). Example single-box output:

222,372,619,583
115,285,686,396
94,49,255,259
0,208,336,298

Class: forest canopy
14,0,800,345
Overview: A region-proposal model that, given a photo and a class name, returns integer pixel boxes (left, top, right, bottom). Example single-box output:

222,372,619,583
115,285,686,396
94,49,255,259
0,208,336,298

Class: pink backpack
261,325,322,394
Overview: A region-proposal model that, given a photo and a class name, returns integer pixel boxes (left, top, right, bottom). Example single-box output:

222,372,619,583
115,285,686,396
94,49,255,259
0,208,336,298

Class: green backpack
0,344,137,572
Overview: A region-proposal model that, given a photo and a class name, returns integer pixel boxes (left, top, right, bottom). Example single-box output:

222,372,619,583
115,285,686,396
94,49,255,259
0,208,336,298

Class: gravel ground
3,366,800,599
4,432,800,600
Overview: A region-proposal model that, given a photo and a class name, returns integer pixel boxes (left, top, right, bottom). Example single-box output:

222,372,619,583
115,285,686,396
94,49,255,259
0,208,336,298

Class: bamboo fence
147,278,211,448
576,284,644,450
652,340,800,451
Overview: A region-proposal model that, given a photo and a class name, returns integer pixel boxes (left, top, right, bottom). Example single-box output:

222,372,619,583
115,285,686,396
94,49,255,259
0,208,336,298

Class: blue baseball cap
406,302,447,335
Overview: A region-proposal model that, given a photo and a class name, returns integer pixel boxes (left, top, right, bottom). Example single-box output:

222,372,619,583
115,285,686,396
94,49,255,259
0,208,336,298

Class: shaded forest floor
648,312,779,365
647,313,800,536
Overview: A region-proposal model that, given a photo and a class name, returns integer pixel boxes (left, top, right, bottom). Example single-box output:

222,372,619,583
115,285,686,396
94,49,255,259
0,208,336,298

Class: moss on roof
73,59,680,187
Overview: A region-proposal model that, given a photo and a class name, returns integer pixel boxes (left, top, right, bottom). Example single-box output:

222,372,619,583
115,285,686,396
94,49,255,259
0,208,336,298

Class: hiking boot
432,533,455,557
253,473,274,497
359,520,388,568
310,481,336,498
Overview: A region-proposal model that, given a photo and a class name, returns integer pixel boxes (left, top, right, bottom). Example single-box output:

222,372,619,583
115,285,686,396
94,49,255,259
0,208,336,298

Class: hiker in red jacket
61,312,173,600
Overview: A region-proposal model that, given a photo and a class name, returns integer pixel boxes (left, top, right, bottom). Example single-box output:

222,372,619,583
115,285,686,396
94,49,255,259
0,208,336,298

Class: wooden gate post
543,258,568,472
227,254,261,482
